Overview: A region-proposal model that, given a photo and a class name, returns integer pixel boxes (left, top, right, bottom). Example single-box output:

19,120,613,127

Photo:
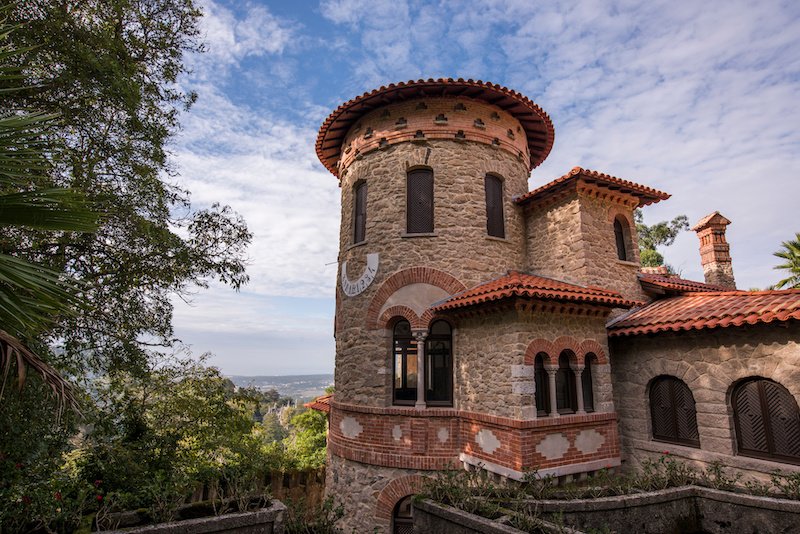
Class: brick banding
374,475,428,522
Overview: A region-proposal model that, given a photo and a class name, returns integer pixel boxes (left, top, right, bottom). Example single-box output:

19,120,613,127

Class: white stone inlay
575,429,605,455
392,425,403,441
512,381,536,394
475,429,501,454
536,433,570,460
511,365,535,378
340,253,379,297
339,416,363,439
437,427,449,443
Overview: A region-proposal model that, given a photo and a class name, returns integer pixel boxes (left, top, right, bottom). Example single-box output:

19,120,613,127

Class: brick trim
367,267,466,329
379,305,422,329
524,336,607,365
524,338,556,365
374,475,428,523
579,339,608,364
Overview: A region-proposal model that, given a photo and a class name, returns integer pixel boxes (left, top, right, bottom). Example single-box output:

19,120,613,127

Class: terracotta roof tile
692,211,731,231
316,78,555,177
607,289,800,336
515,167,670,208
304,394,332,413
639,273,730,294
432,271,638,312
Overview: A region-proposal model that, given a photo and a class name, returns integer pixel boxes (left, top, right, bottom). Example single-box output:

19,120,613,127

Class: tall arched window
614,217,628,261
534,353,550,417
649,376,700,447
484,174,504,238
407,168,433,233
556,351,577,414
353,181,367,244
582,354,596,413
425,320,452,406
732,378,800,464
392,320,417,405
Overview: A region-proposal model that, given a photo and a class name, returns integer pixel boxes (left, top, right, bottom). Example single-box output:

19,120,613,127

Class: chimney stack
692,211,736,289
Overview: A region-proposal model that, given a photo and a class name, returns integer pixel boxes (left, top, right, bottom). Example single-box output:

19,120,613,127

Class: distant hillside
227,374,334,401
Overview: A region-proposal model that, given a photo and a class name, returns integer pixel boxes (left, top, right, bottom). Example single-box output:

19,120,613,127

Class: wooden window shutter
650,376,700,447
485,175,504,238
734,378,800,463
763,380,800,459
354,181,367,243
407,169,433,233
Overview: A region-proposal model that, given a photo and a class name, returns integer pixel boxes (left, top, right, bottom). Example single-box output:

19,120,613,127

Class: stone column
546,367,559,418
414,331,427,409
573,365,585,415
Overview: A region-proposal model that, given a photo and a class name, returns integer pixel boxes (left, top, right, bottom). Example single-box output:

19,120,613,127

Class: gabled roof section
607,289,800,337
639,273,730,295
692,211,731,231
316,78,555,177
515,167,671,208
304,394,332,414
432,271,638,312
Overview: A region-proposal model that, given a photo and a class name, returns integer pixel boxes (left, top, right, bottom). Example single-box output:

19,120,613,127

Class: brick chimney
692,211,736,289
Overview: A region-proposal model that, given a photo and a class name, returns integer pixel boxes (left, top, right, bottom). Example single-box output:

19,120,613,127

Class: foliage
773,233,800,289
634,209,689,268
770,470,800,500
284,496,345,534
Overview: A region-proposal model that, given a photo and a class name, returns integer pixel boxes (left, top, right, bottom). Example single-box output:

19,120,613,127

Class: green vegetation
634,209,690,270
773,233,800,289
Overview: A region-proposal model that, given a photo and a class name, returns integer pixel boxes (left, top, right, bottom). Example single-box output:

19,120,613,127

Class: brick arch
524,338,556,365
379,305,423,330
553,336,582,365
374,474,427,524
579,339,608,364
366,267,466,329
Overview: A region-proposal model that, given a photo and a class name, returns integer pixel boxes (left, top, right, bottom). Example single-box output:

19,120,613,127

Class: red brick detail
578,339,607,365
374,474,428,523
378,305,422,329
524,338,556,365
553,336,581,365
367,267,466,329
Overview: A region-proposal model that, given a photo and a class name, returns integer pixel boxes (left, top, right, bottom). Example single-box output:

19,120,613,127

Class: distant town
227,373,334,402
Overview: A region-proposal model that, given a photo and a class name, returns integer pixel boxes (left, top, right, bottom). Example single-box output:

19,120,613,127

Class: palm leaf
0,188,98,230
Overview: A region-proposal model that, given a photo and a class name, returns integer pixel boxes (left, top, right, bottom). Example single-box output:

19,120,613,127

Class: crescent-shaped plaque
340,253,379,297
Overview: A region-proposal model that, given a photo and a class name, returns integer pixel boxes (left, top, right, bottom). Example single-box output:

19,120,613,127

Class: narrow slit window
534,353,550,417
485,175,505,238
582,354,595,412
407,169,433,233
353,181,367,244
614,218,627,261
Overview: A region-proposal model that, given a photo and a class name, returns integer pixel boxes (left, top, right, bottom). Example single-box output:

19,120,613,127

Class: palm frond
0,188,99,231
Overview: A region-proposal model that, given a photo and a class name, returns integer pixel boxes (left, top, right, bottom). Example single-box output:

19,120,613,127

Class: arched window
649,376,700,447
392,495,414,534
484,174,504,238
534,353,550,417
425,320,452,406
353,181,367,244
393,320,417,405
732,378,800,464
614,217,628,261
407,168,433,233
582,354,596,413
555,351,577,414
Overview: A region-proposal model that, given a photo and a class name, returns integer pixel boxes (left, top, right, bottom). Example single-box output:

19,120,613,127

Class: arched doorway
392,495,414,534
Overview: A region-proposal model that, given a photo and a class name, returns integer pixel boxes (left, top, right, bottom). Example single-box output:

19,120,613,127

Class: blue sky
169,0,800,376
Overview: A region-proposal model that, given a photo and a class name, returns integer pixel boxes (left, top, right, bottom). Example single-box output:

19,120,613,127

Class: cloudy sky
170,0,800,376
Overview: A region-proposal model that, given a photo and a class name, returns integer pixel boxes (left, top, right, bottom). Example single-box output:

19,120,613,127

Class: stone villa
307,78,800,533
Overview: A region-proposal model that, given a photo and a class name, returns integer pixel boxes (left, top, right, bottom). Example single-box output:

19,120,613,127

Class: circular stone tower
316,79,554,532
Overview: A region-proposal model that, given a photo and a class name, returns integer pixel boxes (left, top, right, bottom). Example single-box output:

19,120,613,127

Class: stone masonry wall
610,323,800,480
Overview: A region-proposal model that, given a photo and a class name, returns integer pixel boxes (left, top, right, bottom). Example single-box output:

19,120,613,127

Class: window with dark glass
649,376,700,447
534,353,550,416
732,378,800,464
614,218,628,261
555,352,577,414
407,169,433,233
582,354,595,412
392,320,417,405
425,320,452,406
485,174,504,238
353,181,367,244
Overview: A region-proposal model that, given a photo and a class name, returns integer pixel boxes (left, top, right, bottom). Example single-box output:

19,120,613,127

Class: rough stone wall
610,323,800,479
455,308,612,418
335,140,529,407
523,190,647,303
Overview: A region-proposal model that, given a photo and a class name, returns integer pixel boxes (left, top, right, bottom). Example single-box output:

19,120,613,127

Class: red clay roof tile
607,289,800,336
515,167,670,208
304,394,332,413
432,271,638,312
316,78,555,177
639,273,730,294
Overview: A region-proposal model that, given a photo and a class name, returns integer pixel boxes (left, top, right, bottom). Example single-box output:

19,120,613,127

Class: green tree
634,209,689,268
774,233,800,289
